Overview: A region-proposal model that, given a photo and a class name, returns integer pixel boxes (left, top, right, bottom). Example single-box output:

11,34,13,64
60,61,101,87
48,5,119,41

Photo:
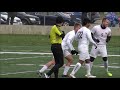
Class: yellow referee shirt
49,25,62,44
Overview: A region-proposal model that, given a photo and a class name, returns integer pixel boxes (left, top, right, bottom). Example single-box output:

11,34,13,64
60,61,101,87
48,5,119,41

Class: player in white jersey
90,18,112,77
38,23,81,78
70,18,97,78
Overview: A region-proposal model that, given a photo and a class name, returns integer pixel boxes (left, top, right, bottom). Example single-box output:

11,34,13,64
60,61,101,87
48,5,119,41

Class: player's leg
70,60,84,78
81,45,96,78
46,45,64,78
90,57,95,69
53,50,64,78
100,45,112,76
39,59,55,73
85,59,91,76
90,45,98,71
62,50,73,77
70,45,85,78
85,59,96,78
102,57,112,76
103,57,108,72
38,59,55,77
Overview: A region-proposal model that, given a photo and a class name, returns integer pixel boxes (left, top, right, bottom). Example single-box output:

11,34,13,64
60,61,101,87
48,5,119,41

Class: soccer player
38,23,81,78
70,18,97,78
90,18,112,76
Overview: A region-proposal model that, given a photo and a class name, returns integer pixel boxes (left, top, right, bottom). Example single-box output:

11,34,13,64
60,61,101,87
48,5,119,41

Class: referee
44,16,65,78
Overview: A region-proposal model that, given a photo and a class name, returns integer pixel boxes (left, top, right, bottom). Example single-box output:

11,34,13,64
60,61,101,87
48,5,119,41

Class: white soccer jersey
75,27,97,60
91,25,111,45
62,30,76,51
75,27,96,46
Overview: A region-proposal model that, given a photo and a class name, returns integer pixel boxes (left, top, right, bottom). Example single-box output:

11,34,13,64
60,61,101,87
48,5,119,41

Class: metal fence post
0,12,1,24
44,15,46,26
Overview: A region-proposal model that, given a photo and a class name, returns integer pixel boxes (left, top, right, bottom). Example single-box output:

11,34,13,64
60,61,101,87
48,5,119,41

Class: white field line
39,64,120,68
0,52,52,55
0,56,51,61
0,64,120,76
0,52,120,57
16,64,35,66
0,46,42,47
0,71,36,75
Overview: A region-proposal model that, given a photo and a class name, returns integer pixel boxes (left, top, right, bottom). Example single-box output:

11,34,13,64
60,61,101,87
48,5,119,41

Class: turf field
0,34,120,78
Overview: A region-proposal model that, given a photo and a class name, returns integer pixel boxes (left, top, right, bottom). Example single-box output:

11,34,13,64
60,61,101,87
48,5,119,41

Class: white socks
104,60,108,72
39,65,48,73
85,63,91,75
63,66,70,75
90,62,93,71
71,63,81,75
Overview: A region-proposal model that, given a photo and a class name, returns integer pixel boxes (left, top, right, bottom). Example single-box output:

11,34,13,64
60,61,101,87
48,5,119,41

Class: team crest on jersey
105,32,108,35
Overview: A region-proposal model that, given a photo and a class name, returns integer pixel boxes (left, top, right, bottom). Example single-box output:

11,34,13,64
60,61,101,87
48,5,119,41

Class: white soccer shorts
90,45,107,58
78,44,90,61
63,49,71,57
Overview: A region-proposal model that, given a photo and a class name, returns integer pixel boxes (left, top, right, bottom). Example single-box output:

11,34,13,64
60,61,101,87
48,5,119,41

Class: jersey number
78,31,83,39
101,33,104,37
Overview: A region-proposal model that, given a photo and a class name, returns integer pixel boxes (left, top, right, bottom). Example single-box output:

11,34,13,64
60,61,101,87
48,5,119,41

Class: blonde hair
74,22,81,29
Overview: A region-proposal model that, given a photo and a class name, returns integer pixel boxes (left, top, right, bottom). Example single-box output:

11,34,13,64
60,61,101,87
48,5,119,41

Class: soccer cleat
62,75,70,78
70,74,76,78
44,73,50,78
85,74,96,78
107,71,112,77
37,71,43,77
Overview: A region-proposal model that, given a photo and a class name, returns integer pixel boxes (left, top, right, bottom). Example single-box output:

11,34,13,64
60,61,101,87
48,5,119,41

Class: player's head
74,22,81,32
101,18,110,29
56,16,64,27
82,18,91,28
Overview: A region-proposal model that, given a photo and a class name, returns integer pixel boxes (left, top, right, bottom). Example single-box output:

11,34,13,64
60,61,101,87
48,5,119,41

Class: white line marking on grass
108,55,120,57
16,64,35,66
94,65,120,68
39,64,120,68
0,56,51,61
0,71,36,75
2,50,34,52
0,52,120,57
0,46,42,47
0,64,120,76
0,52,52,55
112,63,119,65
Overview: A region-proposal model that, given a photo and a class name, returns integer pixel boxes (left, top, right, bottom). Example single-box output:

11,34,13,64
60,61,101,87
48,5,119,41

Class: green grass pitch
0,34,120,78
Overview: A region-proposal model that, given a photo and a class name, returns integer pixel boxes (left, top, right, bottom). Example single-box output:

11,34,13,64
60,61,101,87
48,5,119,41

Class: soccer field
0,34,120,78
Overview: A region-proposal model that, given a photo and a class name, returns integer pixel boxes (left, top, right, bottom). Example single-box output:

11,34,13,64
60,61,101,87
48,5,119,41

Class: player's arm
87,30,97,47
91,33,100,43
54,27,65,39
67,39,78,55
91,26,100,43
106,29,111,43
61,31,65,39
67,39,75,51
106,36,111,43
67,36,78,55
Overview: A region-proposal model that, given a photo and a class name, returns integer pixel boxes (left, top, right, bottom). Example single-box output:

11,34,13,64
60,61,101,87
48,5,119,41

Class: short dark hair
74,22,81,27
102,17,108,23
82,18,91,26
56,16,64,24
